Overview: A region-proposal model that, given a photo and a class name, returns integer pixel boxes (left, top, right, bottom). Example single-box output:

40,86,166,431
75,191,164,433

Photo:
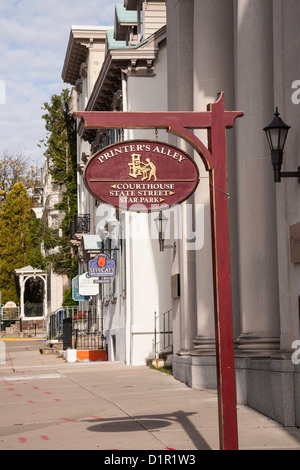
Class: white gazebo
15,266,47,320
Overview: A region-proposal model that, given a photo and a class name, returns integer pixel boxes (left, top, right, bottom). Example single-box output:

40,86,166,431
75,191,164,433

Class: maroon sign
83,140,199,211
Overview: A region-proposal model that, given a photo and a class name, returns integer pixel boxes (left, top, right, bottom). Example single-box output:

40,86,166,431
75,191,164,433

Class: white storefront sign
78,272,99,296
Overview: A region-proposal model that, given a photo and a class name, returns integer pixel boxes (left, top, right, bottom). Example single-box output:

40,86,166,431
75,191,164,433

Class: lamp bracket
159,241,177,253
164,243,176,250
279,166,300,183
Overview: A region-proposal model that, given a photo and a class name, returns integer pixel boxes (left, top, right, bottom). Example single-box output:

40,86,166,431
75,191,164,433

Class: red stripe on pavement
60,418,79,423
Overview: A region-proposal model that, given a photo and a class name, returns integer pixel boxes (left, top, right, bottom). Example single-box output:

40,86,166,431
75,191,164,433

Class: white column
19,274,25,319
167,0,197,354
235,0,280,355
43,274,47,318
192,0,239,354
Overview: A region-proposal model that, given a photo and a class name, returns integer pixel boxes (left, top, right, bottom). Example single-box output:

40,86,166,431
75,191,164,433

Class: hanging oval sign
83,140,199,212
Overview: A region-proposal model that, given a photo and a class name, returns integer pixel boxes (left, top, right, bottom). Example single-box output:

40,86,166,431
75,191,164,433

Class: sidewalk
0,339,300,451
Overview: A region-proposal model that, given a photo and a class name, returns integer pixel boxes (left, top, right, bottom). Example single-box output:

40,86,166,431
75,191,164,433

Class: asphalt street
0,339,300,453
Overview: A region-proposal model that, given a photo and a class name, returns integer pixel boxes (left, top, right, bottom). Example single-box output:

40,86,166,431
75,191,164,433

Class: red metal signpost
76,92,244,450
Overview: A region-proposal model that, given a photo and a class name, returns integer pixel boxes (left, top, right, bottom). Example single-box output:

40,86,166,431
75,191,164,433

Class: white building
14,155,68,334
32,154,69,316
62,1,171,365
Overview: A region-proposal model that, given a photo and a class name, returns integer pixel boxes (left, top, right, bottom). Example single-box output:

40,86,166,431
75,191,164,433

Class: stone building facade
168,0,300,428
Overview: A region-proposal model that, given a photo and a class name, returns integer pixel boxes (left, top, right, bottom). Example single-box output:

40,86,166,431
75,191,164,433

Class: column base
176,336,216,356
176,348,193,356
191,335,216,356
235,334,280,357
270,349,293,359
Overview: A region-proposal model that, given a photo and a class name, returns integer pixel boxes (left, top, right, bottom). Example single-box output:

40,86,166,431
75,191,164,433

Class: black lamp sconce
154,211,176,252
264,107,300,183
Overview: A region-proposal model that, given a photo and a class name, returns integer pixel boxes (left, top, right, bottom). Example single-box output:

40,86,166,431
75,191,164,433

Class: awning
82,235,103,251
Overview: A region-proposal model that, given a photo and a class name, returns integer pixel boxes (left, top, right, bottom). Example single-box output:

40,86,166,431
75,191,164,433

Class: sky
0,0,117,168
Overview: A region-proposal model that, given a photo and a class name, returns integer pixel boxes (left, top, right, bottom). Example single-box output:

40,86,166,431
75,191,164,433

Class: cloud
0,0,116,166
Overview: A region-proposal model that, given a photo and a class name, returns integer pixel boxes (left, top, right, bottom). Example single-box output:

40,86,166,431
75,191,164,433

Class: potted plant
73,312,87,331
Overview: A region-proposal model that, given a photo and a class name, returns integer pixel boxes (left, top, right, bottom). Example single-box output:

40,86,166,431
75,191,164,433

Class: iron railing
73,308,105,350
24,303,43,317
70,214,90,239
46,306,78,344
154,309,173,358
44,306,104,350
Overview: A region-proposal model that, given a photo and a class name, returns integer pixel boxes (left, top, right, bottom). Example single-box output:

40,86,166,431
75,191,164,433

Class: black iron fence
70,214,90,239
47,306,78,343
74,330,105,350
154,309,173,358
45,306,104,351
24,303,43,317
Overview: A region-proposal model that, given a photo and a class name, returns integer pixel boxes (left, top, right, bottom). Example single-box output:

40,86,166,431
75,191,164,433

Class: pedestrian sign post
76,92,244,450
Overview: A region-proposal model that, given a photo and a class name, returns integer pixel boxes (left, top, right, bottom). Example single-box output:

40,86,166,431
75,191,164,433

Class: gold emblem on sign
128,154,157,181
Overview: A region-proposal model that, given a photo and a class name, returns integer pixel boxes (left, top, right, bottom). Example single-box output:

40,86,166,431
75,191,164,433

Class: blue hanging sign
72,275,90,301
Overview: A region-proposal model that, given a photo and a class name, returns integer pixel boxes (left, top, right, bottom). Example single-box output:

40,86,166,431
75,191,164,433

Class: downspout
122,71,132,365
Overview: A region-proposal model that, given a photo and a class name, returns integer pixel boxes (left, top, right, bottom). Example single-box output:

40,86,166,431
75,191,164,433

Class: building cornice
90,25,166,107
62,27,113,85
77,25,166,143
